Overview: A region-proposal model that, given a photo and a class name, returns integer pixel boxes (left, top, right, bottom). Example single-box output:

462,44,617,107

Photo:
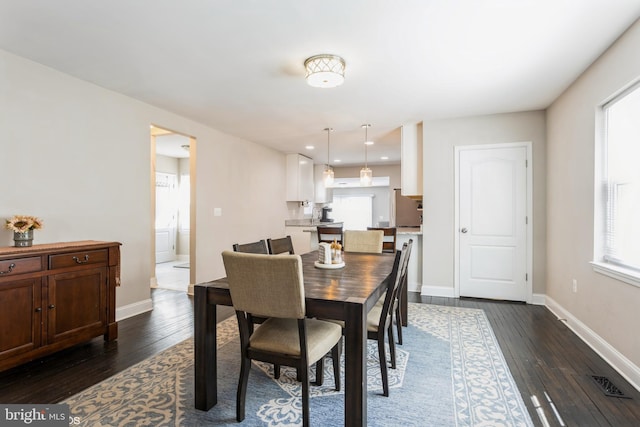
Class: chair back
367,227,397,252
378,243,407,326
343,230,384,253
222,251,305,319
267,235,295,255
232,240,268,254
317,225,343,245
399,238,413,285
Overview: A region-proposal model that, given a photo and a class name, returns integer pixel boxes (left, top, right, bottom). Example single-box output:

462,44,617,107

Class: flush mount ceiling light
304,54,345,88
360,124,373,186
323,127,334,187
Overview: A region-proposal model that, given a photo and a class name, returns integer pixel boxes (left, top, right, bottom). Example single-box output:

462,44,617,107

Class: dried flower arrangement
5,215,44,233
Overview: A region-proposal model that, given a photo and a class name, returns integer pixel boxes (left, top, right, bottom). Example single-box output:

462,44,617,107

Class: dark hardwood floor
411,294,640,427
1,289,638,426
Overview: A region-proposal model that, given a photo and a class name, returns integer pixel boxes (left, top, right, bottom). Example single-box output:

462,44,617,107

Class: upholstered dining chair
367,227,397,253
317,225,343,245
221,251,342,427
267,235,295,255
343,229,384,254
232,240,268,254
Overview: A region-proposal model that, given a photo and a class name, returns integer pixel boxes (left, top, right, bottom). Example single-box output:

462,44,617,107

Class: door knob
460,228,468,233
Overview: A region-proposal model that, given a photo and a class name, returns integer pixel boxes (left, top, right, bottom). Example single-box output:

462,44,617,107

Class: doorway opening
150,125,196,294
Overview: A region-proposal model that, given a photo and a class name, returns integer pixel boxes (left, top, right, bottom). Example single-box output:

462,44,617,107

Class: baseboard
421,285,456,298
545,296,640,392
407,280,422,293
150,276,158,288
187,283,194,296
116,298,153,321
531,293,546,305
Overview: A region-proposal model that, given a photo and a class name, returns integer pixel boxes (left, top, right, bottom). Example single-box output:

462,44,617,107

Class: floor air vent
591,375,630,398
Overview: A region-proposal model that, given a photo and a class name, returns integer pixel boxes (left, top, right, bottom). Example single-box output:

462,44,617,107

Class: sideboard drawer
0,257,43,277
49,249,108,269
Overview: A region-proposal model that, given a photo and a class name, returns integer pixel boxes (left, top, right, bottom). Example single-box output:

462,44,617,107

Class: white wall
422,111,547,296
0,49,288,314
546,20,640,376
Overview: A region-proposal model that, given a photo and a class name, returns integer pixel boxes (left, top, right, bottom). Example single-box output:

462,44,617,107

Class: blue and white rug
64,303,533,426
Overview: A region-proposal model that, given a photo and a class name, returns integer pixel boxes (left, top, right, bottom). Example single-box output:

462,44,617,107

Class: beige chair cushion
322,307,383,333
366,305,383,332
250,318,342,364
343,230,384,253
222,251,305,319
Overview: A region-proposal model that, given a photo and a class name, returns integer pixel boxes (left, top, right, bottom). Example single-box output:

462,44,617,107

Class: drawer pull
0,263,16,275
35,307,42,312
48,304,56,309
72,255,90,264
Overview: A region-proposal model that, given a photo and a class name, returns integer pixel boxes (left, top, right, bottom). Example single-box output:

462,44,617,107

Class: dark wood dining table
194,250,396,426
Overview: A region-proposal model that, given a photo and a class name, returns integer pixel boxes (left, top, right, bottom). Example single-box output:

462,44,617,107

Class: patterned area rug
64,303,533,426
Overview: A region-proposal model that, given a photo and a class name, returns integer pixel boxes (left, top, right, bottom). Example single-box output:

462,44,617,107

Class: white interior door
155,172,178,263
458,145,529,301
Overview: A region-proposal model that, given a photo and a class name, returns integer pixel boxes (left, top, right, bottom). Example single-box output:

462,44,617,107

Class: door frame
453,141,533,303
150,126,197,293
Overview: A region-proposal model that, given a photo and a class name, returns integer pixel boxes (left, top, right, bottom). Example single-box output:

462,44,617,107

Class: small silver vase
14,229,34,247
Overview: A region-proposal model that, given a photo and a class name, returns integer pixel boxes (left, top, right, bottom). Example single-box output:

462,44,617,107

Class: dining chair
317,225,343,245
371,239,412,345
367,227,397,253
232,240,268,254
221,251,342,427
343,229,384,253
267,235,295,255
367,244,407,396
391,238,413,345
321,245,406,397
232,239,271,354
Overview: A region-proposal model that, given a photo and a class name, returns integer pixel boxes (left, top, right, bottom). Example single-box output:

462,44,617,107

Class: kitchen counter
285,219,343,227
284,221,343,254
397,227,422,235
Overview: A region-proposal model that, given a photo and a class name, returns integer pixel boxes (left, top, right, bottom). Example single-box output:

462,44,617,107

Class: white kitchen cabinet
401,122,423,198
314,164,333,204
286,154,314,202
284,226,313,254
397,232,422,292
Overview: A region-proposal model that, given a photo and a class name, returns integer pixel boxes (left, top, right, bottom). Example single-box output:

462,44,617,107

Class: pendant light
360,124,373,186
323,128,334,187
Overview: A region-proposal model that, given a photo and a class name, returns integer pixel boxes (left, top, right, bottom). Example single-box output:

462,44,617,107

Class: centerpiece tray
314,261,345,269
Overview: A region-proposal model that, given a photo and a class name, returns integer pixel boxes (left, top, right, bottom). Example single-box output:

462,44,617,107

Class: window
332,195,373,230
596,82,640,281
178,174,190,230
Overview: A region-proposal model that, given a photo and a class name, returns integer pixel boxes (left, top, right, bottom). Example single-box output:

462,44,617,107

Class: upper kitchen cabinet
401,122,423,199
286,153,314,202
313,164,333,204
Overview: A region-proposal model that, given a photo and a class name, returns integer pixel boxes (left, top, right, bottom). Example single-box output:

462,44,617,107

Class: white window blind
332,195,373,230
601,82,640,271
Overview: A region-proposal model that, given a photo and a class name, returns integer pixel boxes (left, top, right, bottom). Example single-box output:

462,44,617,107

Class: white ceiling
1,1,639,165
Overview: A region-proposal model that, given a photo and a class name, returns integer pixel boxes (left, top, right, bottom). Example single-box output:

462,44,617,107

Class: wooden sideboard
0,240,121,372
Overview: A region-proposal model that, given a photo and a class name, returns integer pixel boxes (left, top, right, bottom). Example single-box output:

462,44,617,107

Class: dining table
194,249,397,426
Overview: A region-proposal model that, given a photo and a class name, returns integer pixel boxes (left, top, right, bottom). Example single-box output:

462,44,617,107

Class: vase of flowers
5,215,43,247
